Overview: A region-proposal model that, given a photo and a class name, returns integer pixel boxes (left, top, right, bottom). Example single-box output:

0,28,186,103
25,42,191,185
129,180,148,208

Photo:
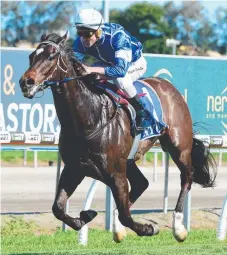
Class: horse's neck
52,71,109,136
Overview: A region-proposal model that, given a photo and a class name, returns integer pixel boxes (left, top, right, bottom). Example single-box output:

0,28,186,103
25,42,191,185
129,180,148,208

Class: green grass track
2,229,227,255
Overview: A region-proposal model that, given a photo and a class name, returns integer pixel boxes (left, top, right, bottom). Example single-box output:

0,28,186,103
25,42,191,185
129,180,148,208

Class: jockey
73,8,150,132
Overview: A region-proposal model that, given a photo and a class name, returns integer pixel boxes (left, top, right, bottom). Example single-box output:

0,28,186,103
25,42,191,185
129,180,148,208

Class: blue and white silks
73,23,143,78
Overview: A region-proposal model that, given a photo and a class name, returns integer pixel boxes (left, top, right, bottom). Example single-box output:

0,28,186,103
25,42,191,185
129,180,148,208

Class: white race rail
217,194,227,240
78,180,98,245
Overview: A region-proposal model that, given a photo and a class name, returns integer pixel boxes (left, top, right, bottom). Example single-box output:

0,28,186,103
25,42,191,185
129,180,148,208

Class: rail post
217,194,227,240
163,152,169,214
78,180,98,245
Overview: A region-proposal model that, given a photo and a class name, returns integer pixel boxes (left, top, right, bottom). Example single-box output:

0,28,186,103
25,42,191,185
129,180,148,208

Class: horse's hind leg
172,152,192,242
126,160,149,208
52,165,97,231
160,135,193,242
110,172,159,236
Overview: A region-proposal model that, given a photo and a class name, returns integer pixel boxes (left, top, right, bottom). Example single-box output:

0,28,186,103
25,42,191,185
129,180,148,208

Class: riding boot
129,95,150,132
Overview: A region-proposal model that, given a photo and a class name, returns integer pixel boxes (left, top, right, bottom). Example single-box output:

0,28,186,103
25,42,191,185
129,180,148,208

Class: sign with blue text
1,48,60,136
1,48,227,139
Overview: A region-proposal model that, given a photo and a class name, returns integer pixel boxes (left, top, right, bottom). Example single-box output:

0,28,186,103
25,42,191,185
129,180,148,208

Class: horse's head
19,32,69,99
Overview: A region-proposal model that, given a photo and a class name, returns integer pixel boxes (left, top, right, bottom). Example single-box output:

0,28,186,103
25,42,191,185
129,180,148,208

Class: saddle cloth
97,79,168,140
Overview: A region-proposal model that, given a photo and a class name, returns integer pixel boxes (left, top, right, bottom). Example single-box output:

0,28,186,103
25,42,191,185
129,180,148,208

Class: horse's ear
61,30,69,42
41,32,47,41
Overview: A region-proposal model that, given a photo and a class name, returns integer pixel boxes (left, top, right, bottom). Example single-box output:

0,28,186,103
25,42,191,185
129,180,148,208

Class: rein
40,40,120,141
85,106,120,140
43,75,84,87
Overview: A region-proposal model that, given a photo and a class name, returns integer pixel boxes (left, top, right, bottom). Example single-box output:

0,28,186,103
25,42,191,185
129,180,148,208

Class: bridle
34,40,85,89
42,40,68,73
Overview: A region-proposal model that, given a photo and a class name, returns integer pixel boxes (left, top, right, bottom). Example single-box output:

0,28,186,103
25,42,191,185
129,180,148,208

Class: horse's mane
43,33,106,95
44,33,85,75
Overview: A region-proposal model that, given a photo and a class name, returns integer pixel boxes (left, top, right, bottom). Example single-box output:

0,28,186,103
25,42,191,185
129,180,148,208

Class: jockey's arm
73,38,106,76
84,32,132,78
84,67,115,81
104,32,132,78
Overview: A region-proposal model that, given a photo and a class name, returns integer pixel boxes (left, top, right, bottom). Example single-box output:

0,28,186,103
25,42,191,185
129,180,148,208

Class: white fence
217,194,227,240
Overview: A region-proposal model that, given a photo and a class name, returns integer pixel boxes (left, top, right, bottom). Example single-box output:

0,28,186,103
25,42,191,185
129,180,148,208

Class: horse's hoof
172,211,188,242
113,210,127,243
137,223,159,236
80,210,98,224
173,228,188,242
113,228,127,243
73,217,84,231
152,224,159,236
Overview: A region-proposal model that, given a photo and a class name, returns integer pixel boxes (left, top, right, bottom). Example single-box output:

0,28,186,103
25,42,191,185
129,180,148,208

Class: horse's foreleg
110,172,159,236
126,159,149,208
52,166,97,231
126,138,156,208
171,151,193,242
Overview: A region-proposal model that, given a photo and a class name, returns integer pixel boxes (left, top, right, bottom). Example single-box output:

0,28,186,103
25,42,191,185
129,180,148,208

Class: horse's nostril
26,78,35,86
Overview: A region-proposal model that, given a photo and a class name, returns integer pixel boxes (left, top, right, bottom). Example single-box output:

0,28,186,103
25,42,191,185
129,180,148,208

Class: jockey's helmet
75,9,104,31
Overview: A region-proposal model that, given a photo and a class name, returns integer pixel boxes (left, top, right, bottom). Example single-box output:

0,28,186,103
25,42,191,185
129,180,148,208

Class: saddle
96,79,168,140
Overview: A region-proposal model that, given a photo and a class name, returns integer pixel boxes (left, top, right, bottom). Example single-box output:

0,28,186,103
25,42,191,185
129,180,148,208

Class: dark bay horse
19,32,217,242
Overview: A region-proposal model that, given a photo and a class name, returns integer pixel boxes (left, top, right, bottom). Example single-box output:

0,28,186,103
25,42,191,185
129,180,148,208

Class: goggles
77,30,95,38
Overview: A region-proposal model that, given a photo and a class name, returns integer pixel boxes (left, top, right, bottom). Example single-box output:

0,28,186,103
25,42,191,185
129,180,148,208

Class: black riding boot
129,95,150,132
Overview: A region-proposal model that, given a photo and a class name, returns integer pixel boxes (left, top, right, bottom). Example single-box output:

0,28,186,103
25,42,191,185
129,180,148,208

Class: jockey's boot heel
129,95,150,132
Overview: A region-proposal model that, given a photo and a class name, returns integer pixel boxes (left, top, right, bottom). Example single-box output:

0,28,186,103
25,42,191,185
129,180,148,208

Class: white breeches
92,56,147,98
114,56,147,98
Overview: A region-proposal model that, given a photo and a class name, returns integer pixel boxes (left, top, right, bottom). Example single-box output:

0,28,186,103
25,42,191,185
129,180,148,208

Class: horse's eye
48,52,59,61
48,54,55,61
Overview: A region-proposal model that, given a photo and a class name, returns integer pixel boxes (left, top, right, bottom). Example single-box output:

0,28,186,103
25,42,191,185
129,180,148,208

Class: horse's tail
191,137,217,188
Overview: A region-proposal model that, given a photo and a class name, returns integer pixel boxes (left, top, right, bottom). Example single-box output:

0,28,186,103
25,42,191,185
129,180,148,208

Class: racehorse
19,32,217,242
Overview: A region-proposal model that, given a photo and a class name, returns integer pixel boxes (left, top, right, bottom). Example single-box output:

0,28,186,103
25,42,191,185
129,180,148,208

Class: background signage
1,48,60,135
145,54,227,135
1,48,227,140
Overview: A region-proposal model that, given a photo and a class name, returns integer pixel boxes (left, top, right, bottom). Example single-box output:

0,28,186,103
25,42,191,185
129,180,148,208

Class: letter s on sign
7,103,18,131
